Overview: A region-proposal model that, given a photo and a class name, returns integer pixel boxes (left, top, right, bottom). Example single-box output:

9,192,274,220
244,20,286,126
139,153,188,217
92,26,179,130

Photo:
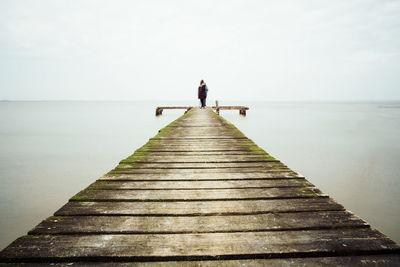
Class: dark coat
198,85,206,99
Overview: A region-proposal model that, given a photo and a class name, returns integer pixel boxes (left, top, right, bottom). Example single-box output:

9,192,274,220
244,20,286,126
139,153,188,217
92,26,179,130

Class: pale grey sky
0,0,399,101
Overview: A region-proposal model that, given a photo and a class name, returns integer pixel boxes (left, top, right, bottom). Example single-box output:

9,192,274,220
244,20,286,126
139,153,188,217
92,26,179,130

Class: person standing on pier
198,80,208,108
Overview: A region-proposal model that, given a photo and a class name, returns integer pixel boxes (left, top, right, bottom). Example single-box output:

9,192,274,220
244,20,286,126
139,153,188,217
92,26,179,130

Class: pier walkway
1,107,399,265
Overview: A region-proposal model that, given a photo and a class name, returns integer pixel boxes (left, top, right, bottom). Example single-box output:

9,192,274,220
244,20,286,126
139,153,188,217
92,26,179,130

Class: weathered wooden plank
139,150,266,155
157,142,253,146
0,257,397,266
143,139,254,144
1,229,398,262
154,136,245,139
146,137,249,141
29,211,368,235
121,157,277,163
148,136,250,140
156,106,193,109
88,179,311,190
101,172,301,181
154,132,244,136
141,151,267,155
109,168,292,174
162,127,239,131
121,153,278,163
115,162,285,169
160,127,239,131
152,129,242,133
152,136,248,139
139,149,257,153
148,138,252,142
159,133,243,137
55,198,344,216
138,146,260,151
70,187,324,202
137,148,263,153
141,141,253,145
3,255,400,266
154,130,241,134
168,124,227,127
145,138,251,141
137,149,267,154
213,106,249,110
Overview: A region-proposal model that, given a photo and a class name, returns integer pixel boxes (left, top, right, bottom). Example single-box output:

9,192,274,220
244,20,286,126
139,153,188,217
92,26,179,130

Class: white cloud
0,0,399,101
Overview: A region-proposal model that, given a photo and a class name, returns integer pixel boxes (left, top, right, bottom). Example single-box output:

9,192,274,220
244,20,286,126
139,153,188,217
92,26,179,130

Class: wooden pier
0,107,399,265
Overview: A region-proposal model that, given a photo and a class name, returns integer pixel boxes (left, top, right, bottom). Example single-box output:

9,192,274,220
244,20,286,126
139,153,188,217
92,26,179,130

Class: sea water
0,101,399,249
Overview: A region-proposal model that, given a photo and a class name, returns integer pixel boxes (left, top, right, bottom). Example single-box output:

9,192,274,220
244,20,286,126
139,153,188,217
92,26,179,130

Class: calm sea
0,101,399,249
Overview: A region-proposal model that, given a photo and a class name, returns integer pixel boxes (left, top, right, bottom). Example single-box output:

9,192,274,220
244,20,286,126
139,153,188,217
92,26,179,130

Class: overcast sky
0,0,399,101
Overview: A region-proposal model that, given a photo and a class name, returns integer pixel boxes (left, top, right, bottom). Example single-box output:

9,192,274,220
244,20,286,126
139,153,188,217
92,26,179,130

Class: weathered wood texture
155,107,192,116
1,107,399,265
54,198,345,216
2,256,400,266
155,105,249,116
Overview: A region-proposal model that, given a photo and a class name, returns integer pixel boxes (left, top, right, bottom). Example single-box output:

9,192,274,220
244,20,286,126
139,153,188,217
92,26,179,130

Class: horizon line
1,99,400,103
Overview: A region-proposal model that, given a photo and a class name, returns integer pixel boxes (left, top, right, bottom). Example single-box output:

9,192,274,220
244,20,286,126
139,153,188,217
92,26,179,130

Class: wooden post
216,100,220,115
156,108,163,116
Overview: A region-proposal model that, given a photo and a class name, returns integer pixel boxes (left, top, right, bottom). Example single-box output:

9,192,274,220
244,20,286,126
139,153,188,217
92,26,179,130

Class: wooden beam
156,105,249,116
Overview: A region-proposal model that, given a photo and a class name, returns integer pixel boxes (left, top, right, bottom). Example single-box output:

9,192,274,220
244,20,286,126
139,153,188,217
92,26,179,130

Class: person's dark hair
200,80,204,84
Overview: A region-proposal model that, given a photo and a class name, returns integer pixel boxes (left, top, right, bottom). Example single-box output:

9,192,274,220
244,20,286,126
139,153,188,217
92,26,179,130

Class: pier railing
156,101,249,116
